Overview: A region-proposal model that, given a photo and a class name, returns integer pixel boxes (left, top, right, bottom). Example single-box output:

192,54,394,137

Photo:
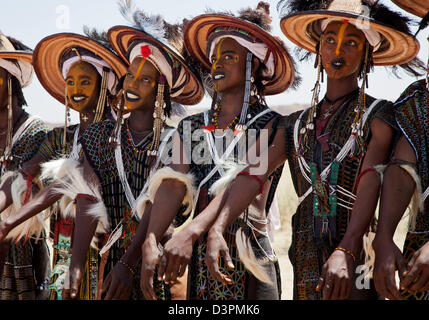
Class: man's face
65,61,100,112
210,37,248,94
123,56,160,111
321,21,367,80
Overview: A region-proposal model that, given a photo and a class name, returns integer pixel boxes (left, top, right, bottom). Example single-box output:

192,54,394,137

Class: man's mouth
125,90,141,102
212,71,225,81
330,58,346,70
71,94,88,103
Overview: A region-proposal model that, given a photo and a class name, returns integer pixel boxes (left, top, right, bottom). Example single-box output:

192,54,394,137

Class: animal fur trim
0,171,47,241
134,167,197,220
235,226,274,285
44,157,109,249
209,162,249,197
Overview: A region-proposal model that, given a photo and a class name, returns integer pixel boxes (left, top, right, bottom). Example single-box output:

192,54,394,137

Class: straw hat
33,32,127,106
280,0,420,66
108,25,204,106
392,0,429,18
0,33,33,87
183,4,296,95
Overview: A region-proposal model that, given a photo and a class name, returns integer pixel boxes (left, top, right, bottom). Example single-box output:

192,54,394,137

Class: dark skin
139,37,275,299
0,61,101,244
67,58,164,300
373,135,426,300
204,22,395,300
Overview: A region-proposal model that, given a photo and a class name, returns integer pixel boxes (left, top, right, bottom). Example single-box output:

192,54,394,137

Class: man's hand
205,229,234,285
373,238,406,300
140,236,161,300
401,241,429,293
316,249,354,300
64,265,83,300
158,228,194,285
100,260,134,300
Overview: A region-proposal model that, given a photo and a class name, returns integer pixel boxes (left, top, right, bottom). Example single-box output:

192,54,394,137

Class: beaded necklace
125,118,152,155
212,104,239,130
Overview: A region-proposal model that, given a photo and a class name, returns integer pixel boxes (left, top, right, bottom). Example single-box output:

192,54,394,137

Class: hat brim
108,25,203,106
280,10,420,66
33,33,127,106
184,14,295,96
392,0,429,18
0,51,32,64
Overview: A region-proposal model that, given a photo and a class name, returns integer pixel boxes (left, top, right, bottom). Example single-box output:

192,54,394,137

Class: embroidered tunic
81,119,171,300
35,124,99,300
281,94,395,300
177,102,283,300
394,79,429,300
0,114,49,300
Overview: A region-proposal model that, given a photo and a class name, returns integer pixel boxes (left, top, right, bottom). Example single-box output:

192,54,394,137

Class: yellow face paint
336,23,349,56
212,38,226,70
134,58,146,81
0,78,3,86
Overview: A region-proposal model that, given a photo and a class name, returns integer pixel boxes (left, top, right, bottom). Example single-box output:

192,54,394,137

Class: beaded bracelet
335,247,356,263
119,259,137,276
237,171,264,195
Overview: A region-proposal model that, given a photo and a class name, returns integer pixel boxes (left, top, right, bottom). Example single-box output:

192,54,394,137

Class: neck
78,108,97,133
216,86,245,116
325,75,359,102
128,108,154,133
0,102,24,131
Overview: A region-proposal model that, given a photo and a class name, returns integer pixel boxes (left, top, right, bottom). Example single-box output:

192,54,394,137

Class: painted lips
125,90,141,102
71,94,88,103
330,58,346,70
212,71,225,81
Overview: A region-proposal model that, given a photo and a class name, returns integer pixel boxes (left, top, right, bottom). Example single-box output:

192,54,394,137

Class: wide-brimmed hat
279,0,420,66
183,6,296,96
392,0,429,18
33,32,127,106
0,33,33,87
108,24,204,106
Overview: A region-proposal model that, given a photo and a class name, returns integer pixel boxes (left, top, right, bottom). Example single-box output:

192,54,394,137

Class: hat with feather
0,33,33,88
108,0,204,107
184,1,298,96
278,0,421,68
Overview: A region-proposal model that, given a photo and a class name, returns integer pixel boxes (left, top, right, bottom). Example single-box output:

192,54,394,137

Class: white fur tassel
46,159,110,249
0,171,47,242
235,227,274,285
209,162,249,197
135,167,197,220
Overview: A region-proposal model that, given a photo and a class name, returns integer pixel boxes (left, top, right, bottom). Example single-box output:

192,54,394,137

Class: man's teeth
126,92,140,99
72,96,86,102
214,74,224,80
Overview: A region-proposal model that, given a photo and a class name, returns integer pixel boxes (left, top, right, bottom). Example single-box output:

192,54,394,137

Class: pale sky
1,0,427,123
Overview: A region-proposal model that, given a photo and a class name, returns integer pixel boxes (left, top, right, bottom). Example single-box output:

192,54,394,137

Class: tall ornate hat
108,1,204,106
33,30,127,106
392,0,429,18
183,2,297,96
0,33,33,87
279,0,420,67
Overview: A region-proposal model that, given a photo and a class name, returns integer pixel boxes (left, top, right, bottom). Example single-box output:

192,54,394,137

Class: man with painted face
0,30,127,300
139,2,298,300
66,2,203,300
373,1,429,301
0,33,50,300
195,0,424,300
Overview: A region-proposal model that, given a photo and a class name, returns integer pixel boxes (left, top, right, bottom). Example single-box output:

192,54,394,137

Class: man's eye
211,57,217,64
347,40,357,47
81,80,90,85
67,81,74,86
127,72,134,78
326,37,335,44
